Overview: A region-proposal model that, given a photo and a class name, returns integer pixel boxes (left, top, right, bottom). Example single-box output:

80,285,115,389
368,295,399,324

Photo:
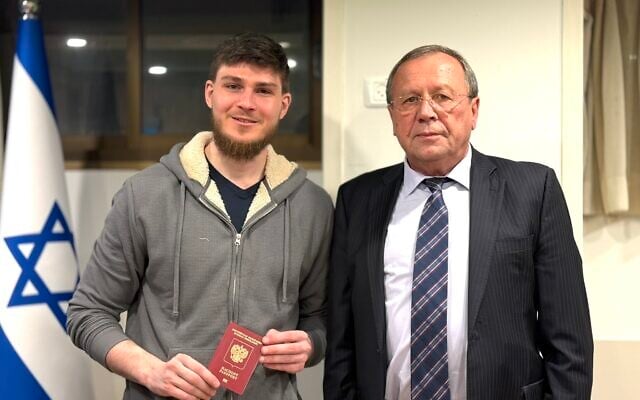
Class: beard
211,113,277,161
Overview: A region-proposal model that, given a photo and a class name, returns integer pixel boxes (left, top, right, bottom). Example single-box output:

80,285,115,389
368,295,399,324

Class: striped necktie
411,178,450,400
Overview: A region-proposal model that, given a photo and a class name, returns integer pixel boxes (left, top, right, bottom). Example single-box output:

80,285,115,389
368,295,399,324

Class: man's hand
260,329,313,374
144,353,220,400
106,340,219,400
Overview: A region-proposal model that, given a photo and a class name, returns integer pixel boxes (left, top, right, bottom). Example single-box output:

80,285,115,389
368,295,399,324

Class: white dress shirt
384,147,471,400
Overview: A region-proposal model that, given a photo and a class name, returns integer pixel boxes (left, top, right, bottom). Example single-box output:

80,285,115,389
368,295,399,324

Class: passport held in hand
208,322,263,395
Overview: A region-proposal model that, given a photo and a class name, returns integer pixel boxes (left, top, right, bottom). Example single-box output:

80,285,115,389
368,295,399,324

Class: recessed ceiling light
148,66,167,75
279,41,291,49
66,38,87,48
287,58,297,69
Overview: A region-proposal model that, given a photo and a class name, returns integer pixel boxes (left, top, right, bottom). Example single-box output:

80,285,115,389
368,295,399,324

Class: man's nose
236,91,257,110
416,97,438,121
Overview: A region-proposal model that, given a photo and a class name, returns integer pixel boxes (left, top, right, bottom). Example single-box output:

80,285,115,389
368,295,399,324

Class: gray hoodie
67,131,333,399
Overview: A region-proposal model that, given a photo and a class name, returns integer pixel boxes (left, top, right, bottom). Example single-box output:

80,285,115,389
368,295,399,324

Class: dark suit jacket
323,148,593,400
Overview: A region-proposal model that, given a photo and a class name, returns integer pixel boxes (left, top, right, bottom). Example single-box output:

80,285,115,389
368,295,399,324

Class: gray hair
385,45,479,104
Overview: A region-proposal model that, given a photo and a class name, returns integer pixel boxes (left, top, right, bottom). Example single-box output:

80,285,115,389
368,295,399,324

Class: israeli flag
0,11,94,399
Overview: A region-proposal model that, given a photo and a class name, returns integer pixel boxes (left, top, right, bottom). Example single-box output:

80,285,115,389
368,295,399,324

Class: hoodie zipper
229,202,277,322
231,232,241,321
197,198,240,321
199,198,278,321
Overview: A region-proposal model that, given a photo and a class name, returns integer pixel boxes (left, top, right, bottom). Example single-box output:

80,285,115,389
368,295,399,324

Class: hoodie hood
159,131,307,221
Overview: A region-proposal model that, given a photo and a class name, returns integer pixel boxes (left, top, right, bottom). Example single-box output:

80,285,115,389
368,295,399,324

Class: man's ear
470,96,480,130
279,92,292,120
388,105,398,137
204,80,215,109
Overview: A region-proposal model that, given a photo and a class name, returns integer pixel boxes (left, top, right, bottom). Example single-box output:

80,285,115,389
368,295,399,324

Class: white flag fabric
0,14,94,399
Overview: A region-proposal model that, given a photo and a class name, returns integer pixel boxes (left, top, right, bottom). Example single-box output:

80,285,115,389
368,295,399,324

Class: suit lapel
361,154,501,347
468,149,503,332
366,164,403,350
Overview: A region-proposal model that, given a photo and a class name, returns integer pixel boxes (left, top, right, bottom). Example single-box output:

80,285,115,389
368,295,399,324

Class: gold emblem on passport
229,344,249,364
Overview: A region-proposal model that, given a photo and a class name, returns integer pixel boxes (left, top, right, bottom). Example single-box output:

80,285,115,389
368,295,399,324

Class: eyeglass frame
388,91,474,114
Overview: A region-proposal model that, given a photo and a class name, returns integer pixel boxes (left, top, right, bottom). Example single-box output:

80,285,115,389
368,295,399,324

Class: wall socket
364,77,388,108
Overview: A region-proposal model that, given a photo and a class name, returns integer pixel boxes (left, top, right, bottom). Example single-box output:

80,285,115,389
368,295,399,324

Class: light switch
364,77,388,108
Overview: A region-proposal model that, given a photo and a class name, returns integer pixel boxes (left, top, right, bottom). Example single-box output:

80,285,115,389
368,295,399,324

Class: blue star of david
4,202,78,329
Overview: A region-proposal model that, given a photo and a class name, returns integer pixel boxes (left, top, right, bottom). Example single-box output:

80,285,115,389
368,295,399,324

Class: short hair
385,44,479,104
208,32,290,93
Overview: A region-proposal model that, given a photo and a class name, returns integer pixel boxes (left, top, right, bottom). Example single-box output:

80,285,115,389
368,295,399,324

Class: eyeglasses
389,91,472,114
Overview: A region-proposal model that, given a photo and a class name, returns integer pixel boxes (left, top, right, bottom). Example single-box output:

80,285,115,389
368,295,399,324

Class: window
1,0,322,168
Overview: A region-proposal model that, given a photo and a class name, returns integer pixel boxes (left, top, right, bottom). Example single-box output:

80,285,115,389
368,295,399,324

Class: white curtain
584,0,640,216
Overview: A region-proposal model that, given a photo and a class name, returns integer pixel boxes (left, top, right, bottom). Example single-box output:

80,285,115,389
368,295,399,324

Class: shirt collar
401,144,472,197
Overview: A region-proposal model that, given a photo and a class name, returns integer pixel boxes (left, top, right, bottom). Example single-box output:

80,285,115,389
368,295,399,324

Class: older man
324,45,593,400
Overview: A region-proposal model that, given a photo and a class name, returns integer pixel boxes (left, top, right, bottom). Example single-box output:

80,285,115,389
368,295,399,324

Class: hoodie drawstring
172,182,186,317
281,198,290,303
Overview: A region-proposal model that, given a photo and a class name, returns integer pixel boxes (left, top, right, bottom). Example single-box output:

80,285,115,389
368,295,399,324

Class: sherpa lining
178,131,297,222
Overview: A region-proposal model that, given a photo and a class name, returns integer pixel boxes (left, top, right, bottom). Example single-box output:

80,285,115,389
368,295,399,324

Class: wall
584,217,640,399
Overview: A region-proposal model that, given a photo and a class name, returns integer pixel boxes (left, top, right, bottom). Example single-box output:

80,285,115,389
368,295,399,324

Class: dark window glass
141,0,313,137
0,0,321,167
42,1,127,136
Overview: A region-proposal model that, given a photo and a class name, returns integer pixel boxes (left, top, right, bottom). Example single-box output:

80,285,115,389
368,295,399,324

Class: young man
324,45,592,400
67,33,333,400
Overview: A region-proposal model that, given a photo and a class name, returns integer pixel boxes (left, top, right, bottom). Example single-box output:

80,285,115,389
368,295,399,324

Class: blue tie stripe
416,206,447,237
412,353,449,398
411,272,447,318
413,324,447,363
412,319,447,365
413,249,448,288
412,302,447,350
413,334,449,398
431,379,452,400
411,178,450,400
414,225,447,262
413,358,448,395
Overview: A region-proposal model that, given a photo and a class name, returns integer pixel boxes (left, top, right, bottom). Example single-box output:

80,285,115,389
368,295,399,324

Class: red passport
208,322,263,395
